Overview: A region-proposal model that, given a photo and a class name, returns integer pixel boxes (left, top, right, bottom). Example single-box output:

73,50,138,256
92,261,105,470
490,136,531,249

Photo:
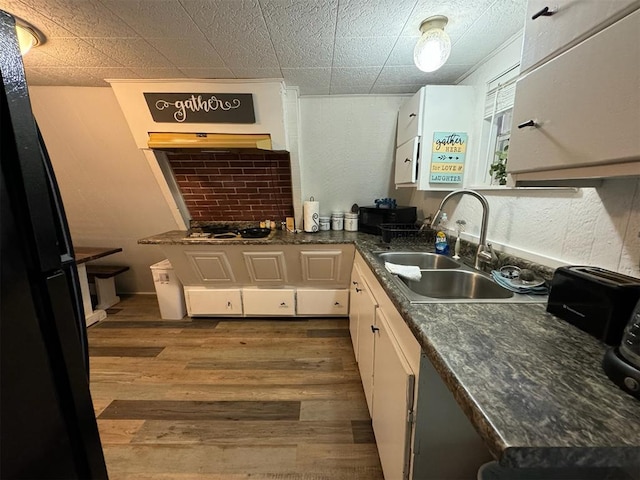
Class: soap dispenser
434,213,450,255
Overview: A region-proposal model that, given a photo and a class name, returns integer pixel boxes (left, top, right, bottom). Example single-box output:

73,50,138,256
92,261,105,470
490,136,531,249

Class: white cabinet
372,308,415,480
242,288,295,316
243,251,288,284
508,4,640,186
354,270,378,415
521,0,640,72
394,137,419,185
394,86,476,190
396,87,424,147
296,288,348,316
184,287,242,316
349,263,363,356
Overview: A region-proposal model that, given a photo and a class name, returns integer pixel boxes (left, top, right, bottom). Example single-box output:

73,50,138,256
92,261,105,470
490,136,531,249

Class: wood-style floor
88,294,384,480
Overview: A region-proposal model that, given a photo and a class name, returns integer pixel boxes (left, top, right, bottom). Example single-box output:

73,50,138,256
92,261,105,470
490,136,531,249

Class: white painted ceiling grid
0,0,526,95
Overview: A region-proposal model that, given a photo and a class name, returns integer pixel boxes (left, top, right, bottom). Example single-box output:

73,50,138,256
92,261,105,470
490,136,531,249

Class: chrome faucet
432,189,496,269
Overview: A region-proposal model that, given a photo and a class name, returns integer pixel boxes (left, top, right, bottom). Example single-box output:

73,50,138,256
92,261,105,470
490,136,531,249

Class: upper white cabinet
396,88,425,147
394,86,476,191
521,0,640,72
508,4,640,186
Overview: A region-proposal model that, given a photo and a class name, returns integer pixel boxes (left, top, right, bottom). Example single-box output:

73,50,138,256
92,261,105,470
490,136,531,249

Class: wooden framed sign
143,93,256,124
429,132,468,184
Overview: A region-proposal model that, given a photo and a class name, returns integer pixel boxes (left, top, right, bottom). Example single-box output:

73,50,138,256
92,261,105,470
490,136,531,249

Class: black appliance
602,297,640,400
358,205,417,235
1,11,108,479
546,266,640,345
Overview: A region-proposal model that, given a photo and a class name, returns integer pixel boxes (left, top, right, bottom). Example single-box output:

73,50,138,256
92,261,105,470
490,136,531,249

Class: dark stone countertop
138,229,640,472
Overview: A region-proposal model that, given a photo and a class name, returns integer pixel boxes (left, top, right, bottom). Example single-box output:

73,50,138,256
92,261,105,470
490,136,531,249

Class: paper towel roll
303,199,320,233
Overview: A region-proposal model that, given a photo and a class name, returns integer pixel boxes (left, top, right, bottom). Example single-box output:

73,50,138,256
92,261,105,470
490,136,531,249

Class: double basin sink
374,251,544,304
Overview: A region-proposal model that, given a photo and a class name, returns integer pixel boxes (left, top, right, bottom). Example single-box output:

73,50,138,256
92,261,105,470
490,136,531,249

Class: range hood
148,132,273,152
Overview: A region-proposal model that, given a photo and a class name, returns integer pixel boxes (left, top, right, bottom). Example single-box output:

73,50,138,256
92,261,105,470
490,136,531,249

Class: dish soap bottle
434,213,450,255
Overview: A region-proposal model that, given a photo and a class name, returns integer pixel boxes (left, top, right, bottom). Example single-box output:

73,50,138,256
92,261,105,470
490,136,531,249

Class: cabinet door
242,288,295,316
300,250,344,283
509,10,640,176
184,287,242,316
521,0,639,72
296,289,349,316
243,251,287,284
372,309,415,480
349,264,363,357
356,277,378,415
395,137,419,185
396,87,424,146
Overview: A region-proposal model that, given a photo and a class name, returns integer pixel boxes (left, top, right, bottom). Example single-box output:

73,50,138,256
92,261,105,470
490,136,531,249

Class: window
480,65,519,186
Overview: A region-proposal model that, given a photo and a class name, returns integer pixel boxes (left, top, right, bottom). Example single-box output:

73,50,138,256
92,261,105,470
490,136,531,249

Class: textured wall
167,151,294,222
298,95,407,215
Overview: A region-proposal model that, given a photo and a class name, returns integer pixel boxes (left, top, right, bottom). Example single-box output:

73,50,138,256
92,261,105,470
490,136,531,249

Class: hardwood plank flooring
88,294,383,480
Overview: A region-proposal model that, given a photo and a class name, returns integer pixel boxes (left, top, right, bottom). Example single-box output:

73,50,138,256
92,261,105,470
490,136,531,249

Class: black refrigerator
0,10,108,479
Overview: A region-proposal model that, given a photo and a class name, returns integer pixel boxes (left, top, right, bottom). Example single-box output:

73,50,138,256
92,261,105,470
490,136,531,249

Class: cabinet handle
334,302,341,306
518,119,537,129
404,158,412,163
409,113,416,118
280,302,287,306
355,287,363,293
352,280,358,286
226,301,232,308
371,325,380,333
531,6,555,20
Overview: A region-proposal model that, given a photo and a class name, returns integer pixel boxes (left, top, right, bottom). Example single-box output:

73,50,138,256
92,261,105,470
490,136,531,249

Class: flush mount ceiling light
414,15,451,73
14,16,44,55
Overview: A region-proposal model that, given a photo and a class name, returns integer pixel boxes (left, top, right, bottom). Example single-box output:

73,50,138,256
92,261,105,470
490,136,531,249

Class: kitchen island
139,229,640,475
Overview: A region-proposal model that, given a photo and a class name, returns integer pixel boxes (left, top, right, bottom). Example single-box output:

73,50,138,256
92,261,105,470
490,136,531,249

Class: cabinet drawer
242,288,295,316
509,9,640,175
395,137,419,185
521,0,639,72
184,287,242,316
396,87,424,146
296,289,349,316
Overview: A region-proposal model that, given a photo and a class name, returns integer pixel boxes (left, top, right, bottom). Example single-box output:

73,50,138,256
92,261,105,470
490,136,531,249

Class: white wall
298,95,407,217
30,87,180,293
407,34,640,277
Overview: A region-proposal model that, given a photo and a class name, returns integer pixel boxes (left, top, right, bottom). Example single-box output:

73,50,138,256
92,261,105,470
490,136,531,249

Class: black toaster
546,266,640,345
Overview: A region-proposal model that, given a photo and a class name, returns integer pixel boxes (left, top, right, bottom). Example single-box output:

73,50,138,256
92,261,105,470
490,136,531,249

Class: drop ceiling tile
179,67,235,79
374,64,470,86
146,36,226,68
181,0,280,69
230,67,283,78
281,67,330,95
26,67,109,86
331,67,380,87
85,38,171,67
0,0,74,37
84,67,142,82
30,38,124,68
272,35,334,68
382,36,417,66
128,67,187,79
369,84,422,94
260,0,338,38
329,85,372,95
333,37,396,67
402,0,495,37
336,0,417,37
15,0,139,38
99,0,198,38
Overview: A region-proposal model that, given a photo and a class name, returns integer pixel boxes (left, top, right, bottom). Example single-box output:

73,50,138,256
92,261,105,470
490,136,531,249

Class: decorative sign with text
429,132,468,184
143,93,256,124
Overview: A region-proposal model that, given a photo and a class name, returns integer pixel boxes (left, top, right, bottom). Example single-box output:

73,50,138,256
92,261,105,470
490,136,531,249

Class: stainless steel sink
399,270,513,300
373,250,546,304
377,251,460,269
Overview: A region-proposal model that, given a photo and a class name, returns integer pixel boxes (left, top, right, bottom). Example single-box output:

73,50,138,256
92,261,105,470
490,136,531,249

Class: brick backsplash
167,151,294,222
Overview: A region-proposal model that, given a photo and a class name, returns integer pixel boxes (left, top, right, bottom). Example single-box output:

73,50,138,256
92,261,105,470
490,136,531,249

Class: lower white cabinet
296,289,349,316
242,288,295,316
184,287,242,317
355,275,378,415
372,308,415,480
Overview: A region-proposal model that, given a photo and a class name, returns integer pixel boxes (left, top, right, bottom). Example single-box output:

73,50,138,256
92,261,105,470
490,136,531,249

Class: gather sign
143,93,256,124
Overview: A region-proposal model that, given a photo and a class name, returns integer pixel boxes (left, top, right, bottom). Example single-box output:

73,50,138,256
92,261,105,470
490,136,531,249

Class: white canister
344,212,358,231
319,216,331,231
331,211,344,230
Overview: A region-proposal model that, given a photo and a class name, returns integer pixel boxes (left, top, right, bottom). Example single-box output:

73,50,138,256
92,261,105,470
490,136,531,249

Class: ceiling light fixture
414,15,451,73
14,17,44,55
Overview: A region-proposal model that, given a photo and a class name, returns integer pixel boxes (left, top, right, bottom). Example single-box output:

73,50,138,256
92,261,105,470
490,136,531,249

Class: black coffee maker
602,297,640,400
